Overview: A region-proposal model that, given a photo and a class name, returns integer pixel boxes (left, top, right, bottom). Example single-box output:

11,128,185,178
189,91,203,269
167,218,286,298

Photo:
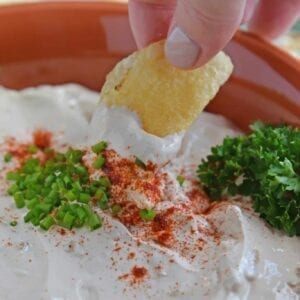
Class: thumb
165,0,247,69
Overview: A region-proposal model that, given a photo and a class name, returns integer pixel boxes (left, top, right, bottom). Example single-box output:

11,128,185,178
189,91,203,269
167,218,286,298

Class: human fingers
128,0,176,48
165,0,247,68
249,0,300,39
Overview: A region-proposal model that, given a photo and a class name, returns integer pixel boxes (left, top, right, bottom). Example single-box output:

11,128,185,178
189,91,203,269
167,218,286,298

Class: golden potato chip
101,40,233,137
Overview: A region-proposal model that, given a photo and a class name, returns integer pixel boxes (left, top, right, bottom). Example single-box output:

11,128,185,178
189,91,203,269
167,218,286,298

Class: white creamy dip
0,84,299,300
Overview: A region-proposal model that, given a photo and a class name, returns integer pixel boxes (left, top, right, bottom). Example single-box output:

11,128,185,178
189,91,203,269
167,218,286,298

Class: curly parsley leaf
197,122,300,237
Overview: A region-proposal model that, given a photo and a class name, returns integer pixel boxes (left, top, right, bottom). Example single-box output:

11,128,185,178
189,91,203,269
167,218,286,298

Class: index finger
249,0,300,39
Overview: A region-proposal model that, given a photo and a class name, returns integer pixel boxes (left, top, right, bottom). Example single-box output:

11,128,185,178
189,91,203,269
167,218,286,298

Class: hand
129,0,300,68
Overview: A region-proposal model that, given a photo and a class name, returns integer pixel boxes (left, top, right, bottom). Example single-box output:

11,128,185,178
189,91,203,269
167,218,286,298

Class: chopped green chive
98,176,111,188
55,208,66,221
4,153,12,163
44,148,55,156
65,190,76,202
176,175,185,187
26,198,39,209
88,213,102,230
6,172,20,181
135,157,147,170
36,203,52,213
31,217,41,226
62,212,76,229
14,192,25,208
6,144,111,232
45,174,55,186
54,153,65,162
7,184,19,196
139,208,156,222
24,210,35,223
10,220,18,227
111,204,122,216
72,181,83,192
92,155,105,169
79,193,91,203
65,149,84,164
76,206,87,221
91,141,108,154
30,206,43,221
40,215,55,231
27,145,38,154
74,165,88,176
95,189,109,210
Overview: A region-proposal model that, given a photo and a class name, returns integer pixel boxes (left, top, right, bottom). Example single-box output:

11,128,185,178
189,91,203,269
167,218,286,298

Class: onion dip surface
0,84,299,300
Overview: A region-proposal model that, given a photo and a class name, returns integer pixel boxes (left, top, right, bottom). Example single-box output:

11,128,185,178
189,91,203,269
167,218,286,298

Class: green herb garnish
6,141,109,231
176,175,185,186
92,155,106,169
14,192,25,208
135,157,147,170
88,212,102,230
95,189,109,210
91,141,108,154
10,220,18,227
4,153,12,163
27,144,38,154
139,208,156,222
197,122,300,236
111,204,122,216
40,215,55,231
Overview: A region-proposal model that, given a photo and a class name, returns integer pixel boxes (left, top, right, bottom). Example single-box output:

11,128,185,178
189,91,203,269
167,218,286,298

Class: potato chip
101,40,233,137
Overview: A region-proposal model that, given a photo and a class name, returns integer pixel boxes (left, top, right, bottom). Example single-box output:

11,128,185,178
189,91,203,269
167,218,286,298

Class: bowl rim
0,0,299,89
0,1,299,67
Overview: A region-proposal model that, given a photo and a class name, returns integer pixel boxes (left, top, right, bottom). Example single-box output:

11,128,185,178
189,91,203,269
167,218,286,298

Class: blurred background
0,0,299,57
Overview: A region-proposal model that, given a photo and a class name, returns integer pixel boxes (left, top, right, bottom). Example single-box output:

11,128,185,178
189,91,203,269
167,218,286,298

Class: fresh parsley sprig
197,122,300,237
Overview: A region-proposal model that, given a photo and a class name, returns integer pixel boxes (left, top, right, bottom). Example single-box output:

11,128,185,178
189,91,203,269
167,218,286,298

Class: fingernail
165,26,200,69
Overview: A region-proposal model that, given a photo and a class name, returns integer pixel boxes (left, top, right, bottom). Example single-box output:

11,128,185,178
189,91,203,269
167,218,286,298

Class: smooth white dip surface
0,84,299,300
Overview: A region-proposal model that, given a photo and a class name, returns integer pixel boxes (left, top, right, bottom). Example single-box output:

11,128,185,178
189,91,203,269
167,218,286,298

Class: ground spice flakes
118,265,149,285
33,129,52,149
96,149,165,227
96,149,222,260
3,129,53,164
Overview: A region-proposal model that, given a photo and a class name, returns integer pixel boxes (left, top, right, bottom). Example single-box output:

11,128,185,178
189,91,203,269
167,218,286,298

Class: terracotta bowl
0,1,299,131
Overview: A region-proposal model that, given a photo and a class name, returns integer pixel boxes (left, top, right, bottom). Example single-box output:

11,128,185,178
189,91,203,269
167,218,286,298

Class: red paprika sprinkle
33,129,52,149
